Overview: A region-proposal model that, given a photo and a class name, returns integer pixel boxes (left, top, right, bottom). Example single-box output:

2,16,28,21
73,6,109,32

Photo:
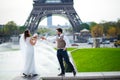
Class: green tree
37,28,50,35
115,19,120,39
91,24,103,48
107,27,117,38
81,23,90,30
88,22,97,30
91,24,103,37
3,21,18,36
18,26,26,34
116,19,120,35
100,21,116,36
0,26,3,34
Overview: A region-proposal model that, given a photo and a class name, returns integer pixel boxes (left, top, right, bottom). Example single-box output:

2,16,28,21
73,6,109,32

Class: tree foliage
0,19,120,40
3,21,18,36
88,22,97,30
37,28,50,35
91,24,103,37
81,23,90,30
107,27,117,38
18,26,26,34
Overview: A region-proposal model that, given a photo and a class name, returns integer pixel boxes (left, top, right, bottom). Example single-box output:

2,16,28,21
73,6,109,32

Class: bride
20,30,38,77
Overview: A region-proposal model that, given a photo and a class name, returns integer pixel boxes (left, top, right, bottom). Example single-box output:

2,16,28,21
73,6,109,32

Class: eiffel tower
24,0,82,33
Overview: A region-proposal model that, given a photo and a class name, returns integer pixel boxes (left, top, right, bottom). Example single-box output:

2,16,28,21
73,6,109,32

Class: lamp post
94,32,100,48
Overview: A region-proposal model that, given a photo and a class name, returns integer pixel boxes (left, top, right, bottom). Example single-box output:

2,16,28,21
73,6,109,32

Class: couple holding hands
20,28,76,77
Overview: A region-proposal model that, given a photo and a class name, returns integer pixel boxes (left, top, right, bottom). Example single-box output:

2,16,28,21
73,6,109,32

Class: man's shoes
73,70,76,76
33,74,38,77
58,73,65,76
23,73,27,77
23,73,38,78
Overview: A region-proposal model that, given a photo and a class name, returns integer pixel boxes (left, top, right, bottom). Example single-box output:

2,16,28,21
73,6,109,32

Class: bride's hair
24,30,30,40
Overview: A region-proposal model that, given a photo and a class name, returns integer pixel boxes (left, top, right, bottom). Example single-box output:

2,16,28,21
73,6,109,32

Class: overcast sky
0,0,120,25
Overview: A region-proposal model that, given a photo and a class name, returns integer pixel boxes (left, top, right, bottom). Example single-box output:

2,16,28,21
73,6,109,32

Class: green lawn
71,48,120,72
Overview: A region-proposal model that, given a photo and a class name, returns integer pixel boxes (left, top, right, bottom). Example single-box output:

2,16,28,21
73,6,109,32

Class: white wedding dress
23,37,37,75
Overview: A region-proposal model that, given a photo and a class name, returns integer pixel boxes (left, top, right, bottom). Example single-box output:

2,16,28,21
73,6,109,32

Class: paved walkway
0,42,120,80
0,41,60,80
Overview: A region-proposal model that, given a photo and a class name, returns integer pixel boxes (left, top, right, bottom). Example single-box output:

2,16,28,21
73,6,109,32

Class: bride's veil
19,33,26,54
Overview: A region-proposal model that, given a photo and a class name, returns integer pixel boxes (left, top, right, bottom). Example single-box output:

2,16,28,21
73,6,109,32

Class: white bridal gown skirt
23,41,37,75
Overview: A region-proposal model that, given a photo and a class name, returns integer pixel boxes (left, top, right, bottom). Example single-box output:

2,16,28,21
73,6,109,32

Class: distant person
19,30,38,77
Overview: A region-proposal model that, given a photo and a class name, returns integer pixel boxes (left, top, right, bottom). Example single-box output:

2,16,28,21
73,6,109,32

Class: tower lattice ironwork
24,0,83,33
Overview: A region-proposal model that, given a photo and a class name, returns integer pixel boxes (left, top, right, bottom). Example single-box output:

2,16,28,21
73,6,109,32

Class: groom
56,28,76,76
41,28,76,76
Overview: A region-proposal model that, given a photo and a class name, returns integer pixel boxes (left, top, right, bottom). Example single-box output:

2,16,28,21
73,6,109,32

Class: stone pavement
0,41,60,80
0,42,120,80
